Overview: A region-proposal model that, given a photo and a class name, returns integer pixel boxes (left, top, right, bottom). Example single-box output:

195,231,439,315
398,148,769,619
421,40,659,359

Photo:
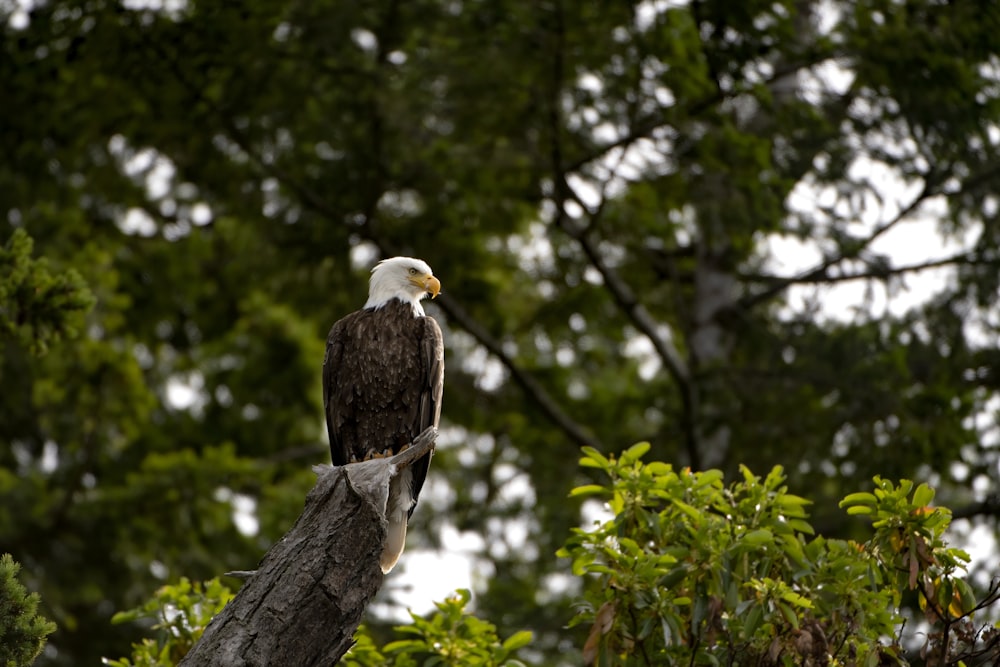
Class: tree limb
555,169,699,464
950,494,1000,522
740,251,996,287
541,1,695,460
179,428,438,667
434,292,601,450
740,175,940,310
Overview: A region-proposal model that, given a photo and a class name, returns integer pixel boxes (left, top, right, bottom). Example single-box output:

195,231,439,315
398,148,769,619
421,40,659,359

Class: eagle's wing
419,315,445,432
323,318,348,466
407,315,444,512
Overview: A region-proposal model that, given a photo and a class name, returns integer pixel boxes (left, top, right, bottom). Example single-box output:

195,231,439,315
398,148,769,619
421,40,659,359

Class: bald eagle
323,256,444,573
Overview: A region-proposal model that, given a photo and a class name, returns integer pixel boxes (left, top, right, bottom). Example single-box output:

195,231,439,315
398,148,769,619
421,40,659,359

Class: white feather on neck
365,291,425,316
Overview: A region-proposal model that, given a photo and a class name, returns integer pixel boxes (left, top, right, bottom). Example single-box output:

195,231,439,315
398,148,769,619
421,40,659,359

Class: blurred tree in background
2,0,1000,664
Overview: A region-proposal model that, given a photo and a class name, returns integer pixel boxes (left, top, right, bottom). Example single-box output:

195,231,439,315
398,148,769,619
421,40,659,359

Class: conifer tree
0,554,56,667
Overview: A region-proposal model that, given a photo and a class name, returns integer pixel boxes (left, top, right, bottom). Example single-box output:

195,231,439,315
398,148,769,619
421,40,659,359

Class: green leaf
954,579,977,615
659,566,688,589
694,469,725,488
779,534,807,565
580,447,611,469
646,462,674,476
742,528,774,547
501,630,533,651
743,605,763,636
839,492,879,508
775,494,812,510
383,639,423,652
110,610,140,625
776,601,800,629
911,482,935,508
779,590,813,609
785,519,815,535
569,484,607,498
621,441,651,464
672,499,702,521
637,616,656,641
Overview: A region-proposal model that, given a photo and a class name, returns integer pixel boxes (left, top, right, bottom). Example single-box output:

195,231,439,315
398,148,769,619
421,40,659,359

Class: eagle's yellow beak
411,274,441,299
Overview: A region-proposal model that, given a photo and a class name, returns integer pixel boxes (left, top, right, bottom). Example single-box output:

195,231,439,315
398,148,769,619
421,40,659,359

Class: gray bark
179,427,438,667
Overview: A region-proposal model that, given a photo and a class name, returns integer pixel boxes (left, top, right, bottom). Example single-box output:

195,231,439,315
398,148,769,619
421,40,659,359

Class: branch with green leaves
561,443,1000,666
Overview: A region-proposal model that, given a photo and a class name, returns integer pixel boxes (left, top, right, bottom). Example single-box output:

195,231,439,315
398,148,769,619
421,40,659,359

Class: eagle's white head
365,256,441,316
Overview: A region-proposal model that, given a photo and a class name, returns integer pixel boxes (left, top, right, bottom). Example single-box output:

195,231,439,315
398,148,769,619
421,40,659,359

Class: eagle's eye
408,268,418,275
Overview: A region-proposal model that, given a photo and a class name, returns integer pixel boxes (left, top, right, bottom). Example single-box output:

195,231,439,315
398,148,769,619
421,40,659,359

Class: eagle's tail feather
381,469,414,573
380,512,408,573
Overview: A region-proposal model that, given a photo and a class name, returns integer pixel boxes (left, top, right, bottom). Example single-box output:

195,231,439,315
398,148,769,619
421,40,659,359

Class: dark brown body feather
323,298,444,515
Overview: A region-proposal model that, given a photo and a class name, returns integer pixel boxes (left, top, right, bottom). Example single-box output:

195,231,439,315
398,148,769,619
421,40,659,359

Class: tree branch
740,250,995,288
740,175,940,310
556,177,700,466
950,494,1000,522
434,292,601,450
179,428,438,666
541,0,697,461
560,183,691,387
562,50,846,175
544,58,702,466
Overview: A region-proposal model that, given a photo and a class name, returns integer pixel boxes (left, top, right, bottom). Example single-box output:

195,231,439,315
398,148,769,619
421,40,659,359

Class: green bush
344,589,532,667
103,578,233,667
560,443,999,666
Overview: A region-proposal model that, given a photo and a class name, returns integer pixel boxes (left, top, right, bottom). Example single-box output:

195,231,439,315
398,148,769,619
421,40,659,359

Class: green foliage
103,583,530,667
103,578,233,667
343,589,532,667
0,553,56,667
107,446,998,665
0,229,94,356
839,478,988,644
560,446,998,666
4,0,1000,664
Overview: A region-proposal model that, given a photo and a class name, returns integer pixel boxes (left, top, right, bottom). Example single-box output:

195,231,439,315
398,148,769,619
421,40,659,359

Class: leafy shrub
343,589,532,667
560,443,999,666
103,578,233,667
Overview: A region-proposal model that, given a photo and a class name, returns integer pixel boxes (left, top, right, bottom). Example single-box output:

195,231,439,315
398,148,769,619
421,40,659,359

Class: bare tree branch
544,0,700,464
554,195,701,466
951,494,1000,522
433,292,601,450
740,250,997,287
559,182,691,388
562,51,847,175
740,175,940,310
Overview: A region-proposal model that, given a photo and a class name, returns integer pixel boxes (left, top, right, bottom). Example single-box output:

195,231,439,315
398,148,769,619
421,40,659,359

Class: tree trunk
179,428,438,667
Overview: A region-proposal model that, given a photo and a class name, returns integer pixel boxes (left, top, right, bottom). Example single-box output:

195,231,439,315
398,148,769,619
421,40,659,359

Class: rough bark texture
180,427,438,667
